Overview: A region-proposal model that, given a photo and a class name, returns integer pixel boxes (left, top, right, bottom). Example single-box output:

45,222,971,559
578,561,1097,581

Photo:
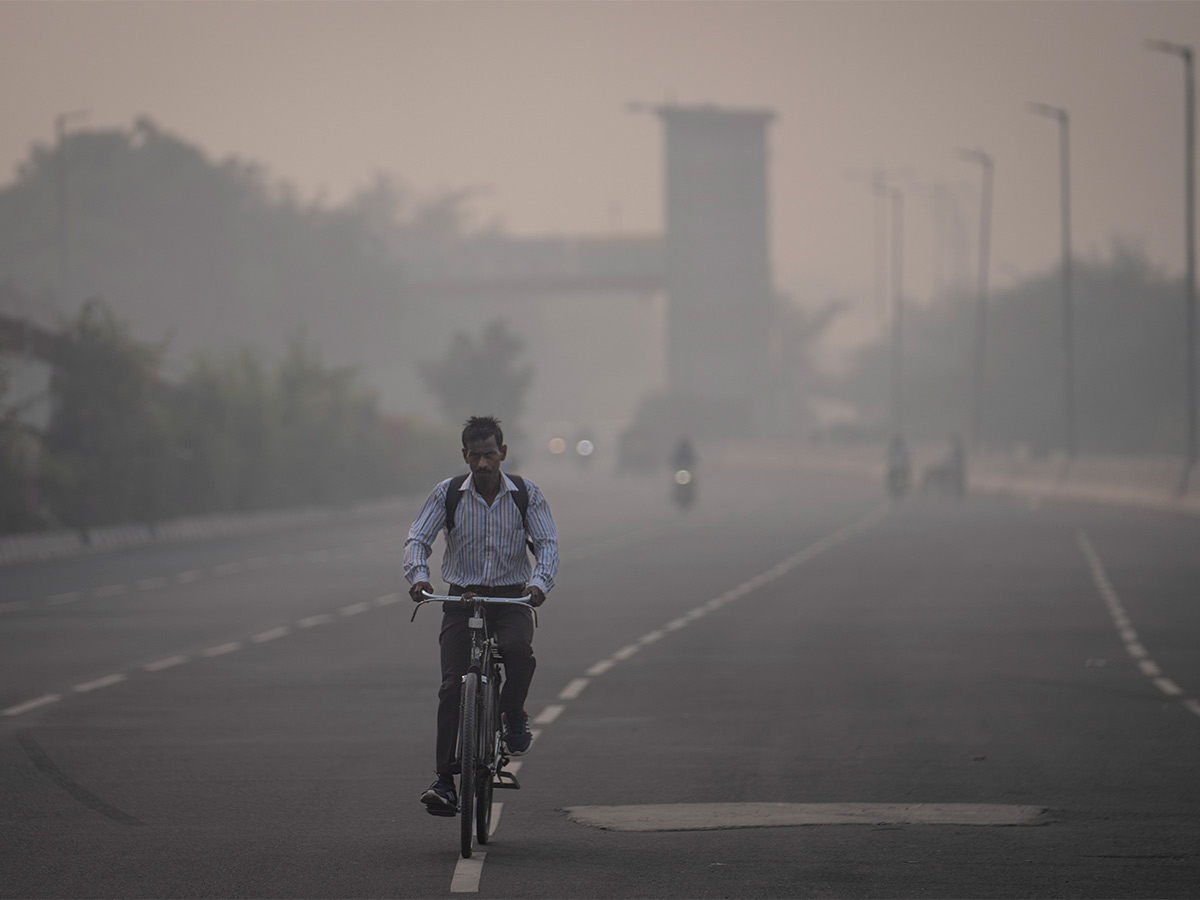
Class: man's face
462,435,506,485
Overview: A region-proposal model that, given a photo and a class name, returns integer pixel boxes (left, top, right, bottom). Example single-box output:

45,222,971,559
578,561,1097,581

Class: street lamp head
1146,38,1192,60
957,147,992,167
1027,101,1066,121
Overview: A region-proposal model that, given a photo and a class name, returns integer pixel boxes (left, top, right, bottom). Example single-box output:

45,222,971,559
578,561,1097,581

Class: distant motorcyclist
670,437,697,509
671,437,697,471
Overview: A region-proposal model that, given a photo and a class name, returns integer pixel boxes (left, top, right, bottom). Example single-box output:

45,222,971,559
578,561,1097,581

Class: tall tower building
656,103,776,433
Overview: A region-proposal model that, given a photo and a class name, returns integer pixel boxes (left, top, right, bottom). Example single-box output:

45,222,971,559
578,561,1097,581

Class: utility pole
891,187,905,436
1028,102,1076,463
1147,40,1197,493
959,149,994,452
54,110,88,305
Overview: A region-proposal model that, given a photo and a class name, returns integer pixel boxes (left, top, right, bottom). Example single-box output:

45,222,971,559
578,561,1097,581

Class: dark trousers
436,584,536,777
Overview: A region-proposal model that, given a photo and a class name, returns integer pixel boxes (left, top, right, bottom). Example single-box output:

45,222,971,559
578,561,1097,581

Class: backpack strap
444,473,535,555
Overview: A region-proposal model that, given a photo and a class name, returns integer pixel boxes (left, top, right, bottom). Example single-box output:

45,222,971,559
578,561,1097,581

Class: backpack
444,473,536,555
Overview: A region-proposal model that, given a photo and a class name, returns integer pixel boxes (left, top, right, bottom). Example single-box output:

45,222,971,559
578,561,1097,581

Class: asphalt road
1,463,1198,898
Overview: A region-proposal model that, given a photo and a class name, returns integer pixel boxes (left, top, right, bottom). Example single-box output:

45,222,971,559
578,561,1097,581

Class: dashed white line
73,673,127,693
144,655,189,672
138,577,168,591
177,570,201,583
586,659,615,677
1154,677,1183,696
0,600,31,612
532,704,564,725
47,591,82,606
252,626,290,643
450,852,486,893
93,583,128,598
1139,660,1162,678
612,644,640,661
340,602,370,617
638,629,665,646
213,562,243,577
298,614,332,628
202,642,241,657
558,678,590,700
375,593,402,606
3,694,62,716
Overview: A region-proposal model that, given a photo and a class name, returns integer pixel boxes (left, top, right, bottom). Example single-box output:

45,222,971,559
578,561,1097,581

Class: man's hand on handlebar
409,580,433,603
527,585,546,608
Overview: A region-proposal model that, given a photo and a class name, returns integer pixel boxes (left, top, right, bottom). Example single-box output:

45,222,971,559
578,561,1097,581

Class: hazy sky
3,0,1200,339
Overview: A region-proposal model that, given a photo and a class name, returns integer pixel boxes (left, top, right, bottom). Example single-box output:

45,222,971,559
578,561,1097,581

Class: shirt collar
463,472,517,495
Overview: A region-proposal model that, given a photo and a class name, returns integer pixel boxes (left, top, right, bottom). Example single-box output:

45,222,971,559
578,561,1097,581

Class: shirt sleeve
403,480,449,585
524,481,559,594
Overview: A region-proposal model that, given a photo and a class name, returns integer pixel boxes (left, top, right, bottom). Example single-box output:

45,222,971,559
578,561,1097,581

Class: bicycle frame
412,591,535,858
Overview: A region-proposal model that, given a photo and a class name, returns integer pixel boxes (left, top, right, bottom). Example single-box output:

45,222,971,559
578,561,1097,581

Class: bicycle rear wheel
459,673,480,858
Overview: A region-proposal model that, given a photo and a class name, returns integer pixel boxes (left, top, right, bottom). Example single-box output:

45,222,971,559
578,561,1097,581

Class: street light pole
1028,102,1076,462
958,149,994,452
891,187,905,436
1147,40,1197,493
54,110,88,306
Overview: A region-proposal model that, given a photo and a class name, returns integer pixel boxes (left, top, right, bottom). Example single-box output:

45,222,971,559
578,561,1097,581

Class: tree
418,319,533,448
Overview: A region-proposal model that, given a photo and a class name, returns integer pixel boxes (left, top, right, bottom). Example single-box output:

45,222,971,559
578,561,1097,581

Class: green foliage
11,298,449,535
0,360,41,532
418,319,533,446
832,243,1189,455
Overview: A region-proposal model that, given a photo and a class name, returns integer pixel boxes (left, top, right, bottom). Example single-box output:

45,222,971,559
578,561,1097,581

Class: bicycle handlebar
410,591,537,623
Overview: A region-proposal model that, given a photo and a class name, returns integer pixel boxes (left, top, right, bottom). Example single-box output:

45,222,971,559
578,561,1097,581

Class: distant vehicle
672,467,696,510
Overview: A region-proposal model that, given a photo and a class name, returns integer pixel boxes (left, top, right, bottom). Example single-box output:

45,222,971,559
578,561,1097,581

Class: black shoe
502,710,531,756
421,776,457,816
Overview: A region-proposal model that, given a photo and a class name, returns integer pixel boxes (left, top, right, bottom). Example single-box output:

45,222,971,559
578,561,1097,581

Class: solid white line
47,591,82,606
340,602,370,617
533,704,564,725
298,614,332,628
559,678,590,700
450,852,485,892
73,673,127,693
202,642,241,657
3,694,62,716
489,802,504,836
252,626,290,643
144,655,189,672
586,659,614,676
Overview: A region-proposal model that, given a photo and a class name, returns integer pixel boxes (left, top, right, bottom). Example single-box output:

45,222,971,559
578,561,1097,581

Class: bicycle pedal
494,769,521,790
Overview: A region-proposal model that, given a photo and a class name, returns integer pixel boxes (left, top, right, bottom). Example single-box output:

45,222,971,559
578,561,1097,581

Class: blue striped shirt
403,472,558,594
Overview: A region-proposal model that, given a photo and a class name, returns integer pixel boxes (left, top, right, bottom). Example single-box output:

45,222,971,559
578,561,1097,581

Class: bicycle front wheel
476,672,499,844
459,672,480,859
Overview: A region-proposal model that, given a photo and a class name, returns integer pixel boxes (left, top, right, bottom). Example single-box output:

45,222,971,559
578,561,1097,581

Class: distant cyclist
671,436,697,471
404,415,559,816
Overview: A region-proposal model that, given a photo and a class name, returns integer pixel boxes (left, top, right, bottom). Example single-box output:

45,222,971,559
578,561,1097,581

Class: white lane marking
47,591,82,606
244,556,271,569
1078,532,1197,720
93,584,128,598
586,659,614,676
505,760,523,775
489,803,504,836
3,694,62,716
375,593,402,606
298,614,332,628
564,802,1047,831
533,704,564,725
144,655,189,672
1155,678,1184,696
138,577,168,591
559,678,590,700
639,630,665,645
665,617,689,631
450,852,486,892
177,570,201,583
213,562,242,577
73,673,127,693
340,601,370,617
252,626,290,643
612,644,640,661
202,642,241,657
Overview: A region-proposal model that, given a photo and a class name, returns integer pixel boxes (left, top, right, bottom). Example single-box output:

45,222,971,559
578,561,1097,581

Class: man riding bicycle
404,415,559,815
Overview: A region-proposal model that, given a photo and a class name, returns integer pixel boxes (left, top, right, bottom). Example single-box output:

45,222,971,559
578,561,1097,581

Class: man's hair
462,415,504,448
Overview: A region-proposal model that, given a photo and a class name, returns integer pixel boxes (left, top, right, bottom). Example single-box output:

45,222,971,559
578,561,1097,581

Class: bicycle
412,591,536,858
